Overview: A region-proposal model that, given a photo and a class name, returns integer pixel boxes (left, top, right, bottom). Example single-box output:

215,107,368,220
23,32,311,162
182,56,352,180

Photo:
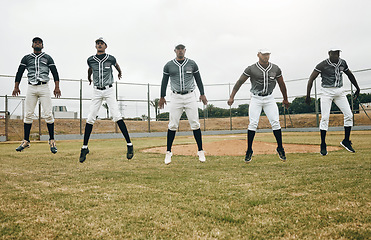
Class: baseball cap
95,37,107,45
258,48,271,54
32,37,43,43
175,44,186,49
328,47,341,52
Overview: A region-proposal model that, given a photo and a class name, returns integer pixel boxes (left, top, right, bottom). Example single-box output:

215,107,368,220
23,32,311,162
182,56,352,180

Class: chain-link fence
1,68,371,141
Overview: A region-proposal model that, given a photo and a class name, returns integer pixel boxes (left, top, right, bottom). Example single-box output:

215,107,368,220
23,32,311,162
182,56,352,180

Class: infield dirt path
142,139,342,156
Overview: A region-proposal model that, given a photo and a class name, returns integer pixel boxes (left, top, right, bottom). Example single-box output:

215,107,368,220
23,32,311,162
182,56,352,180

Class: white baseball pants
320,87,353,131
248,94,281,131
168,91,200,131
24,83,54,124
87,87,122,124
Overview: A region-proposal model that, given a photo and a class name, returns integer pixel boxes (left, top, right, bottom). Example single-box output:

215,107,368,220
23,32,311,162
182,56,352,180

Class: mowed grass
0,131,370,239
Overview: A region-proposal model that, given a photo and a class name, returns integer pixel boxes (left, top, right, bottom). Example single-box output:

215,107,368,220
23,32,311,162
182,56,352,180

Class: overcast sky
1,0,371,118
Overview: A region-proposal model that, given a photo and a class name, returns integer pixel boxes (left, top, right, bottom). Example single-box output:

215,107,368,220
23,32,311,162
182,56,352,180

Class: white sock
82,145,88,149
127,143,133,146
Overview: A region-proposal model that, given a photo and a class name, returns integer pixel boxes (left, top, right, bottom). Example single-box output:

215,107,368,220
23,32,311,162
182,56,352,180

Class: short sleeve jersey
87,54,117,88
314,58,349,88
163,58,199,93
243,62,282,96
20,52,55,84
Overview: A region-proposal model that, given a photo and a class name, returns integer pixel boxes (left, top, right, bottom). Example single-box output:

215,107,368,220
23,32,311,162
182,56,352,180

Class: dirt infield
142,138,342,156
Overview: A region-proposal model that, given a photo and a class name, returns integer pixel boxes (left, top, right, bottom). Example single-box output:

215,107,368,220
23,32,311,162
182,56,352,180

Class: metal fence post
229,83,232,130
115,81,118,133
314,78,319,127
38,101,41,140
350,84,354,125
80,79,83,135
147,83,151,133
5,95,8,141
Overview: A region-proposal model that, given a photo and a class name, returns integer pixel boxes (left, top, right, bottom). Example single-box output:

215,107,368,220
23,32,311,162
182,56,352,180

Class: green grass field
1,131,370,239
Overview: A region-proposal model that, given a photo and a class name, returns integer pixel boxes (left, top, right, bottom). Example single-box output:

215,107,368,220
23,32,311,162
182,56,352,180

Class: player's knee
270,120,281,130
190,122,200,130
168,124,178,131
112,116,121,122
248,123,258,131
87,116,96,125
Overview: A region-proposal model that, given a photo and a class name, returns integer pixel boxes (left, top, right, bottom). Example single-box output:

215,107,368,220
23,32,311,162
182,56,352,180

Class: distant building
53,106,77,119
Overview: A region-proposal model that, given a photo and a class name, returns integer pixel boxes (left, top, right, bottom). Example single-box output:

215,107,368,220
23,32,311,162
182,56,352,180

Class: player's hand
282,99,290,109
88,78,92,85
12,87,20,96
353,88,360,101
54,87,61,98
199,95,208,105
118,72,122,80
159,97,166,109
227,97,234,106
305,95,311,105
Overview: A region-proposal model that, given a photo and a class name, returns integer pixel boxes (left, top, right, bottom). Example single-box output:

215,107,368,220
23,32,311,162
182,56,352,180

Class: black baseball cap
32,37,43,43
175,44,185,49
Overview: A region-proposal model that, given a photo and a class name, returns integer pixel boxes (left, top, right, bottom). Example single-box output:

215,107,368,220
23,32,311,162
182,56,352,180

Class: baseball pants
87,87,122,124
320,87,353,131
24,83,54,124
248,94,281,131
168,91,200,131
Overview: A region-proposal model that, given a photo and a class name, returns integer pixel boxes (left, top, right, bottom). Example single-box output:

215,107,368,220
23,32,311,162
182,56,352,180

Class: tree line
153,93,371,121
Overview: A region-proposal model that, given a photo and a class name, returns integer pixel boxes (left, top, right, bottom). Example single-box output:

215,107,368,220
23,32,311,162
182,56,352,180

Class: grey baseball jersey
314,58,349,88
243,62,282,96
87,54,117,88
19,53,56,84
163,58,199,93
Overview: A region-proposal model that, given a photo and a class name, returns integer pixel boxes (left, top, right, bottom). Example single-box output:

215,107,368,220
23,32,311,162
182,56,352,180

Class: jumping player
227,49,289,163
79,37,133,163
159,44,208,165
12,37,61,154
305,48,360,155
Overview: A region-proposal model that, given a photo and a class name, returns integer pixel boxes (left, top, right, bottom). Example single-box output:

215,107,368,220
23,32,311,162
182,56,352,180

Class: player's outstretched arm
87,67,93,85
344,70,361,100
305,70,319,105
114,63,122,80
276,76,290,108
228,74,248,106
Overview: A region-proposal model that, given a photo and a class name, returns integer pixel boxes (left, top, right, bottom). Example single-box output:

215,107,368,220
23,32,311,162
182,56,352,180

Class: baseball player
228,49,289,163
305,48,360,155
79,37,133,163
12,37,61,154
159,44,208,165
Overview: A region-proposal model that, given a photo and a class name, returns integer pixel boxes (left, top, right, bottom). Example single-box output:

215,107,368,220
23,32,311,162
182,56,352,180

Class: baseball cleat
164,151,172,165
276,147,286,161
49,139,57,154
340,140,355,153
79,148,90,163
127,145,134,159
16,140,30,152
245,150,253,163
197,150,206,163
320,143,328,156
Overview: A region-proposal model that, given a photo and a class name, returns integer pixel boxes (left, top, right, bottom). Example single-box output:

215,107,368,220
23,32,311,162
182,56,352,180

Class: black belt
257,92,269,96
173,90,193,95
29,81,47,85
96,84,113,90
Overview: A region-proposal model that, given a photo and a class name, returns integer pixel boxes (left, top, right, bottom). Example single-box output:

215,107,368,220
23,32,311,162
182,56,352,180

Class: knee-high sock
273,129,283,149
24,123,32,142
193,128,203,151
247,130,256,151
344,126,351,142
320,129,327,145
47,123,55,140
167,129,176,152
117,119,131,143
83,123,93,146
